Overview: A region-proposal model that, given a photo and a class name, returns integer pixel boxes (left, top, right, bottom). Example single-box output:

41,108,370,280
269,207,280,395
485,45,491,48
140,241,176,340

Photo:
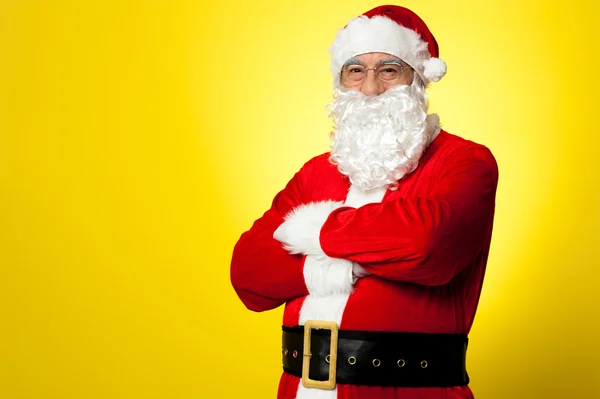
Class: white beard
328,83,438,191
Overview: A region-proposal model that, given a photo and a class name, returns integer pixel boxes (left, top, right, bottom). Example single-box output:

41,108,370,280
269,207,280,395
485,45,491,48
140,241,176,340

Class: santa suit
230,124,499,399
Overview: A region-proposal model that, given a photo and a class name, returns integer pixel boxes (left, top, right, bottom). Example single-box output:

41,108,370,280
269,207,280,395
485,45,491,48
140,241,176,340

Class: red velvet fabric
231,129,499,398
363,5,440,59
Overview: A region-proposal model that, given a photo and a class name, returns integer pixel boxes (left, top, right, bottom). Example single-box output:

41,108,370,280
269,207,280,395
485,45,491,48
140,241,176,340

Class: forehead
346,52,403,65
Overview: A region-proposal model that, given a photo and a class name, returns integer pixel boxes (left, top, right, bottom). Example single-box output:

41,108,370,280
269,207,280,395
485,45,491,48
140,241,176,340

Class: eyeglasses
341,62,410,84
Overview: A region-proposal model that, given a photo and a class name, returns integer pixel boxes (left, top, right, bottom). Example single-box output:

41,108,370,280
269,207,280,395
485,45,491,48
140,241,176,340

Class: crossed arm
231,145,499,311
319,144,499,285
230,160,313,311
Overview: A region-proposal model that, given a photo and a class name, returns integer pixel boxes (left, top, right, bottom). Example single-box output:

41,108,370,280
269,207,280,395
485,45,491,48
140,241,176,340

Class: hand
352,262,372,284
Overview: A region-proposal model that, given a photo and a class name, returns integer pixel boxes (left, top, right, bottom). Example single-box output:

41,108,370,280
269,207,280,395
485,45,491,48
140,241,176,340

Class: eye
342,66,366,82
346,66,364,74
377,65,402,80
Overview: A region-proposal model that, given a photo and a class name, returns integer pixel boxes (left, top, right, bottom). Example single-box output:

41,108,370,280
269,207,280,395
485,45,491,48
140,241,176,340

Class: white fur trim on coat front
295,185,386,399
329,15,446,86
345,185,387,208
426,113,442,142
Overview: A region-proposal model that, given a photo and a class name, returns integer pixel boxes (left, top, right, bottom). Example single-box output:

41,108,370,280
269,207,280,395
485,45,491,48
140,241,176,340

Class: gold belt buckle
302,320,339,390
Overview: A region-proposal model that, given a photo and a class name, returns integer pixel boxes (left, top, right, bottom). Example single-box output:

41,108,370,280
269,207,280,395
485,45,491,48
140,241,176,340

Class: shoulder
431,130,499,183
309,151,333,164
298,151,336,173
293,152,345,190
289,152,336,187
434,130,497,168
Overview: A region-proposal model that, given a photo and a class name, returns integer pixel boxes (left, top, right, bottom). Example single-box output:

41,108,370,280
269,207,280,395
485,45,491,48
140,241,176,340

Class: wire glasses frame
340,62,411,84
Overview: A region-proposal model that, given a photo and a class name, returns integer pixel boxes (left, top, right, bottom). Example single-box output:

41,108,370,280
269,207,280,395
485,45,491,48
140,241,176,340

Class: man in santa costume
231,5,498,399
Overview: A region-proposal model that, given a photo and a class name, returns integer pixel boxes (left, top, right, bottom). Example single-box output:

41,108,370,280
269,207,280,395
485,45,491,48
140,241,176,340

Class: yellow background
1,0,599,398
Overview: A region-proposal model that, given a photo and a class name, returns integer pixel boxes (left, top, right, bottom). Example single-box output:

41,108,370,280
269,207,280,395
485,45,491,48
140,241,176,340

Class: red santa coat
231,128,499,399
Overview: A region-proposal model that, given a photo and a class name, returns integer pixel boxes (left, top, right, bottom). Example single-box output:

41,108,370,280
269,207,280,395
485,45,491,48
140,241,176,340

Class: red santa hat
329,5,446,87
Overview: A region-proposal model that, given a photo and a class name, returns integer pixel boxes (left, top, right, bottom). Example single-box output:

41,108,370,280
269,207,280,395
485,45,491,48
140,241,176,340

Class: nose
360,70,383,96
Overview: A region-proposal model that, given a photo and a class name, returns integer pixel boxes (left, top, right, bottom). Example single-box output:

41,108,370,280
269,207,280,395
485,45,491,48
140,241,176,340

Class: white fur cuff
304,254,354,297
273,200,344,255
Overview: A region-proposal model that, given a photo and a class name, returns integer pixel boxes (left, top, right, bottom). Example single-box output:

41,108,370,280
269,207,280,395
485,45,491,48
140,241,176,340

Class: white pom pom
423,57,447,82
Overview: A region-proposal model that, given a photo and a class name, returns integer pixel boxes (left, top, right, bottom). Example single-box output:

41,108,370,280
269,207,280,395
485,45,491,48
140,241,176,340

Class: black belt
282,322,469,389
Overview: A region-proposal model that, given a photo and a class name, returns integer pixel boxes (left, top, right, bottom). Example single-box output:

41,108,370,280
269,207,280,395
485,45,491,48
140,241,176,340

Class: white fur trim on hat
329,15,445,86
423,57,447,82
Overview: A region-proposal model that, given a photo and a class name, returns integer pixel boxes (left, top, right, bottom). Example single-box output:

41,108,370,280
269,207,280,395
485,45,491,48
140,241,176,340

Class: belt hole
397,359,406,368
348,356,357,365
292,350,298,358
372,358,381,367
325,355,331,363
421,360,428,368
284,348,288,356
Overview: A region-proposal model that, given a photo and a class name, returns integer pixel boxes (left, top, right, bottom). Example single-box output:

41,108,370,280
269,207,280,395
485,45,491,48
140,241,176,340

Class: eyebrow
342,57,365,67
378,58,404,66
342,57,404,68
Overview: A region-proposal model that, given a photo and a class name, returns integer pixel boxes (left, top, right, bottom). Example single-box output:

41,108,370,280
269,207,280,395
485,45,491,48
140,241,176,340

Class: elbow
420,268,456,286
230,271,275,312
233,288,273,312
229,252,245,295
230,252,280,313
411,256,457,286
230,262,266,313
409,234,458,286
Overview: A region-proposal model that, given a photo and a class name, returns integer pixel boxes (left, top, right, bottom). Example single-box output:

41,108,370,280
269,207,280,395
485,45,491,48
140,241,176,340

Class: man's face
329,52,429,191
340,52,414,96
